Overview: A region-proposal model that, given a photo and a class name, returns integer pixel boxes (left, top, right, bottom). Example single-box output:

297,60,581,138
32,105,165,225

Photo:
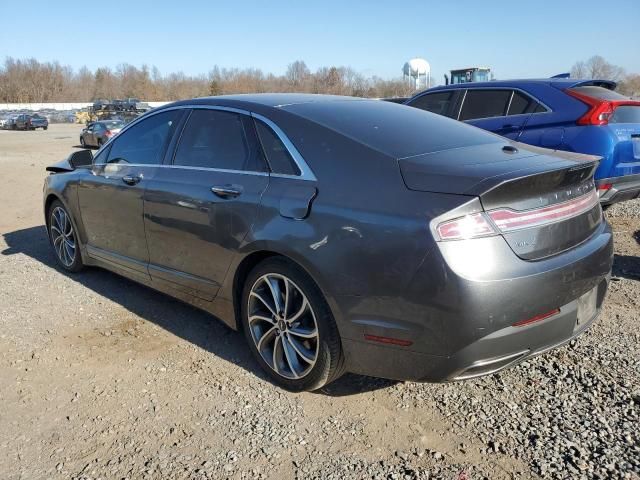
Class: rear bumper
342,279,607,381
598,174,640,205
339,221,613,382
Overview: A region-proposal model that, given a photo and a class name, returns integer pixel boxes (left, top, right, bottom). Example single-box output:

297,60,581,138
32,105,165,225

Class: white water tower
403,58,431,90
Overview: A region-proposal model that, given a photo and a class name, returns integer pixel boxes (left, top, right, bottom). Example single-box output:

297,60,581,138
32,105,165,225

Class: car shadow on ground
2,225,395,396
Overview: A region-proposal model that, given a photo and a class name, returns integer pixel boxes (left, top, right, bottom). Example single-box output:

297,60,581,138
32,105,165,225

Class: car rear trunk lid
399,142,602,260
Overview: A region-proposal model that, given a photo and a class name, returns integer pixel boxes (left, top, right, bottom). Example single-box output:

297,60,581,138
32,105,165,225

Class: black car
43,94,612,391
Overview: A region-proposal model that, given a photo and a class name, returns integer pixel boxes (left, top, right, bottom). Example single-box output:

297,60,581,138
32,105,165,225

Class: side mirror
69,149,93,168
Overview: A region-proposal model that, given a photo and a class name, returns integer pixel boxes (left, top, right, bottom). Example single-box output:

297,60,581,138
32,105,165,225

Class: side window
408,91,457,117
106,110,180,165
254,119,301,176
459,89,512,121
507,91,545,116
173,109,266,172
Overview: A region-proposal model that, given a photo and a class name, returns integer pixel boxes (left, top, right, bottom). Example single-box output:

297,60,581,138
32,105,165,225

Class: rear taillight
105,130,113,136
488,189,599,233
436,212,497,241
435,189,599,241
566,89,640,126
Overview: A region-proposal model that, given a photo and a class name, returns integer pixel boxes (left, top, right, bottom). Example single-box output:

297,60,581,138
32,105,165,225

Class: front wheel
241,258,344,391
48,200,84,272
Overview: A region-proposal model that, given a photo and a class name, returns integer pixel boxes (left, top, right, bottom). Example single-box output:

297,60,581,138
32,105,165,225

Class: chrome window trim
93,104,317,182
92,163,269,176
251,112,317,181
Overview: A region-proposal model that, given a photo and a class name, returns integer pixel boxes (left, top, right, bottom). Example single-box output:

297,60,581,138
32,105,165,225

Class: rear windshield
283,99,501,159
569,86,629,101
103,120,125,129
611,106,640,124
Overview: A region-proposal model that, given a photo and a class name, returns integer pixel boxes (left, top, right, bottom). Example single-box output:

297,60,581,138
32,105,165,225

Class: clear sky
1,0,639,83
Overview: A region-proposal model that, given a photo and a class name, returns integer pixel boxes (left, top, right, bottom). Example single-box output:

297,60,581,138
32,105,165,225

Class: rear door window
407,91,457,118
173,109,266,172
459,89,512,121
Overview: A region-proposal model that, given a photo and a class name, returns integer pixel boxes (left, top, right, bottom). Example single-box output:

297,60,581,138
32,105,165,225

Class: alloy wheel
50,206,76,267
247,273,319,379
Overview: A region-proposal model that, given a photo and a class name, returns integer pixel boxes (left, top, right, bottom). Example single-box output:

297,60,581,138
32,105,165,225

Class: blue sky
1,0,638,83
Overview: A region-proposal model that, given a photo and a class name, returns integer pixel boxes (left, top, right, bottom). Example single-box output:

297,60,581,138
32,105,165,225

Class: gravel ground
0,125,638,480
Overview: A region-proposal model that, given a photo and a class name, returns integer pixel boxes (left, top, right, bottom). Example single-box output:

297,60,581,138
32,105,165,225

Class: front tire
241,258,344,391
48,200,84,272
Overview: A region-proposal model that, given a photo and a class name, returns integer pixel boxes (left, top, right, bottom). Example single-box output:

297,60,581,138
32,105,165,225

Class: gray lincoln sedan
43,94,613,391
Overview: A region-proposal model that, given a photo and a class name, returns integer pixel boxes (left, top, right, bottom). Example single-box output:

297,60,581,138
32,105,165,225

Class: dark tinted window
459,89,511,121
106,110,180,165
569,86,628,101
611,106,640,124
254,120,300,176
174,109,265,172
408,91,456,117
507,91,544,115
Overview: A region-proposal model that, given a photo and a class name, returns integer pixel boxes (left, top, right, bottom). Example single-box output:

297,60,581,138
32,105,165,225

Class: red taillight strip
488,189,598,232
566,88,640,126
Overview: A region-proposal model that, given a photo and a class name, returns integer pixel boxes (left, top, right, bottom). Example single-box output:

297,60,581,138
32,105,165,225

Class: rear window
282,99,500,159
611,106,640,124
254,119,300,176
507,91,546,116
569,86,629,101
104,121,124,129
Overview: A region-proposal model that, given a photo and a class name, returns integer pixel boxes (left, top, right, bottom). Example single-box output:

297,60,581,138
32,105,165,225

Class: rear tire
47,200,84,273
80,136,86,147
240,258,344,391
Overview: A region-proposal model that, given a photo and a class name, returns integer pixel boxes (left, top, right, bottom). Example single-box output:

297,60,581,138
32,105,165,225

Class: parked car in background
405,78,640,206
92,99,110,111
44,94,612,391
14,113,48,130
79,120,125,148
0,114,17,129
29,113,49,130
122,98,150,111
111,99,126,111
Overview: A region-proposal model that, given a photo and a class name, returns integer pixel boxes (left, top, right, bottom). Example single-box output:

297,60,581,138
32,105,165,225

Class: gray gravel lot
0,125,638,479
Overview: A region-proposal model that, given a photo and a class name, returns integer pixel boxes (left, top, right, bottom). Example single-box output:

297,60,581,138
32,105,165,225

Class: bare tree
0,56,417,102
570,55,625,81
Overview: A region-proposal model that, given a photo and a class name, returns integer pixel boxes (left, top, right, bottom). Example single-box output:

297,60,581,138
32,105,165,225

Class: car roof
416,78,616,94
165,93,364,109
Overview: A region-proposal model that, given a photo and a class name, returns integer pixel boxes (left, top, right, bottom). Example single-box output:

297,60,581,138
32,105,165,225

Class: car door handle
501,124,520,130
211,185,242,199
122,174,142,186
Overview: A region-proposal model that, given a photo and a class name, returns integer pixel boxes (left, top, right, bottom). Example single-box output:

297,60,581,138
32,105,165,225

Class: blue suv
405,78,640,205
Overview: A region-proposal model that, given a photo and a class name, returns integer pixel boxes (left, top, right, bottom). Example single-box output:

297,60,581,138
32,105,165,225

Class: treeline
0,58,415,103
2,56,638,103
